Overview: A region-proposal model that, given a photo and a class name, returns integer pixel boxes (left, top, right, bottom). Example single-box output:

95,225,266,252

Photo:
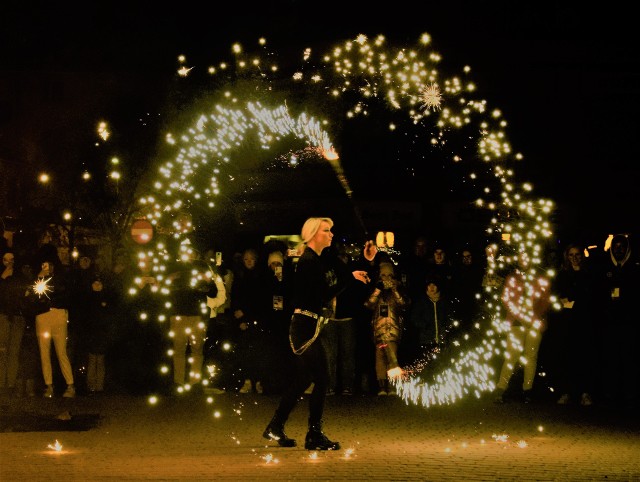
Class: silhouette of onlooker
261,249,295,395
15,262,39,397
550,243,598,406
407,275,454,365
116,254,167,395
321,243,371,396
69,253,96,391
596,234,640,405
426,243,454,298
0,250,28,394
403,235,430,302
451,246,484,331
33,230,61,271
493,252,551,404
231,247,266,394
168,247,221,392
84,272,115,394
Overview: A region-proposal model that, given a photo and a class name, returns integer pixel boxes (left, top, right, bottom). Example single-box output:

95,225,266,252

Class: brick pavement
1,390,639,481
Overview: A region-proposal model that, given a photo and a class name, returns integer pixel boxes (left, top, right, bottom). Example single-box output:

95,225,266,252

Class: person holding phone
261,249,293,395
364,261,409,396
262,217,376,451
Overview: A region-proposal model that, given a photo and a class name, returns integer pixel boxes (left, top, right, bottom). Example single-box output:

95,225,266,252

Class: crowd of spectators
0,229,637,408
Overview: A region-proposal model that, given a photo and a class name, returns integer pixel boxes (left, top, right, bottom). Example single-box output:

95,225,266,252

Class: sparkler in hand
33,277,53,298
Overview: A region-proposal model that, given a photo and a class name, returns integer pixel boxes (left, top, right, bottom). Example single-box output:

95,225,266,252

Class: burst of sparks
515,440,528,448
492,433,509,443
321,146,339,160
178,66,194,77
33,277,52,297
97,121,110,140
420,83,443,111
377,246,403,265
47,440,63,452
262,453,279,464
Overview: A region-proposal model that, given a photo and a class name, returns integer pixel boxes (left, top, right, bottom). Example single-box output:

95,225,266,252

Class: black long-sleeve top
0,269,29,316
169,261,219,317
292,247,352,317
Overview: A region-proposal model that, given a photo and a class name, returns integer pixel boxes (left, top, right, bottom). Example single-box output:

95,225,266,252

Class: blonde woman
263,217,375,450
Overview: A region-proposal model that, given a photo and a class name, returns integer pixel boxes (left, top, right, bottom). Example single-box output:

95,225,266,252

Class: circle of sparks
130,32,554,410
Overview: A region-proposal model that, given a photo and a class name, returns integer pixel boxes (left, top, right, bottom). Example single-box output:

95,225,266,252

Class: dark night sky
2,1,639,246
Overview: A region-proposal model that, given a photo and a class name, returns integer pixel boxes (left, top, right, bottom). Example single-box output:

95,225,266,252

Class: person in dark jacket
231,247,267,394
408,275,454,363
0,250,29,393
168,248,220,392
551,243,598,406
596,233,640,405
117,254,166,395
321,243,373,397
261,249,295,395
84,272,116,394
451,247,484,331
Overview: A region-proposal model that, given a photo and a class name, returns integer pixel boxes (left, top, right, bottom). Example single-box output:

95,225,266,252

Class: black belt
293,308,319,319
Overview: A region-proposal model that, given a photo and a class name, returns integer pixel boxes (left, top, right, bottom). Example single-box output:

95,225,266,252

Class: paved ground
1,389,639,481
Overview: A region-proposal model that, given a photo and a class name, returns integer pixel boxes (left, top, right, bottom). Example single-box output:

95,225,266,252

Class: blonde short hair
300,217,333,245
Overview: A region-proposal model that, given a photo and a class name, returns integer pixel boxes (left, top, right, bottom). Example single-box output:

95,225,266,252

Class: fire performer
263,217,376,450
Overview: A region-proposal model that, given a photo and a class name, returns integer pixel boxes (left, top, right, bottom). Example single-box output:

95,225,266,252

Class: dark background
1,1,638,252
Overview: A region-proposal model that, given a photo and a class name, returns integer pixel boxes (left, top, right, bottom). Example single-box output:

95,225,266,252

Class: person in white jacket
204,250,230,393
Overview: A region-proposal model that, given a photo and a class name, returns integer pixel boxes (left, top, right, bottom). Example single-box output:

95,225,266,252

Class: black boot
263,416,296,447
304,420,340,451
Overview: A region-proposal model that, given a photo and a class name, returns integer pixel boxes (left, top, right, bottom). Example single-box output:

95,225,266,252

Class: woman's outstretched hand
363,240,378,262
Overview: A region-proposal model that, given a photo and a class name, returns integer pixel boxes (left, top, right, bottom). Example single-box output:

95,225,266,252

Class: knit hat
424,274,442,288
267,251,284,267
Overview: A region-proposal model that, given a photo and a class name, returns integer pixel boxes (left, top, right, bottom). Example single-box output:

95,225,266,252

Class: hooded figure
609,234,631,267
602,234,637,311
599,233,640,404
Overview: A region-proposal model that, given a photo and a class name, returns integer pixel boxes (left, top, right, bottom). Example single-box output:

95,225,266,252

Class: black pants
273,313,328,426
